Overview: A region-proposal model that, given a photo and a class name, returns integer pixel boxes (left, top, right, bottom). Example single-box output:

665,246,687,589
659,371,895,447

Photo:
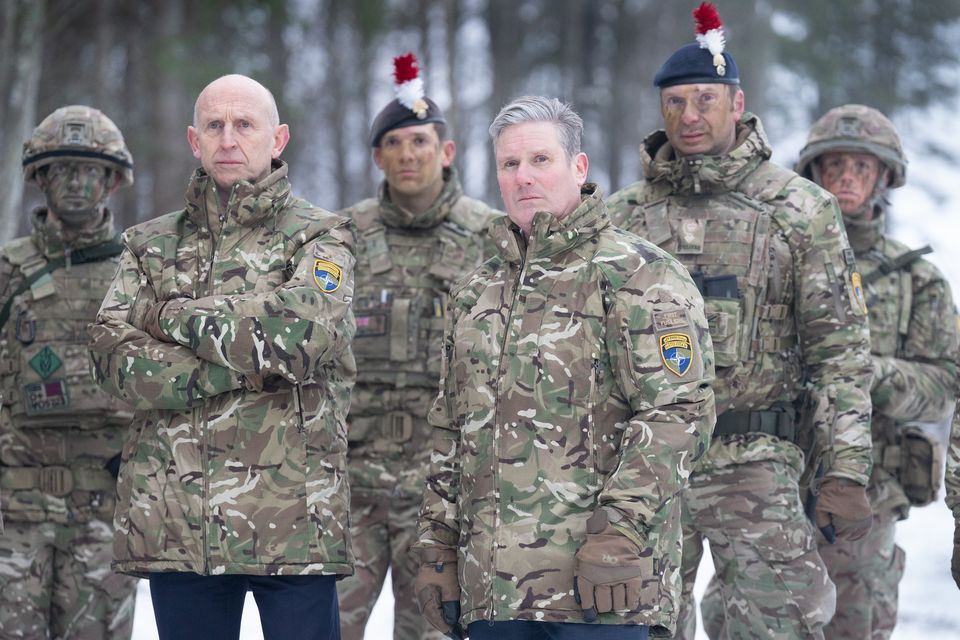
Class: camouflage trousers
0,518,136,639
337,488,446,640
674,459,836,639
816,510,904,639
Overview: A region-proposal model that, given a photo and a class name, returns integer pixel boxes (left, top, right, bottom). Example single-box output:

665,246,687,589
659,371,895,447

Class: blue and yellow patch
313,259,342,292
660,332,693,377
851,271,867,314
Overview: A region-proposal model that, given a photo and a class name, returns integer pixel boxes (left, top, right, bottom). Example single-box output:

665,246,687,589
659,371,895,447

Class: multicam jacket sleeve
152,221,355,383
789,194,874,484
945,341,960,520
600,256,716,546
89,246,247,410
870,270,958,424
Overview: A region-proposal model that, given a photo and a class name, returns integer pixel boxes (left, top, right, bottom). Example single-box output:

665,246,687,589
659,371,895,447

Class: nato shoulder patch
660,332,693,377
313,259,342,292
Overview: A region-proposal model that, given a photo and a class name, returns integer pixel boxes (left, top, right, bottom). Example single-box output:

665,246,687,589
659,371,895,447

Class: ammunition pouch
874,427,943,507
0,465,115,497
713,405,798,443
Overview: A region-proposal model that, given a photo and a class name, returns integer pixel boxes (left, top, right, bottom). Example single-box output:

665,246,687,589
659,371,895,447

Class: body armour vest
627,162,801,411
346,192,495,389
0,213,131,523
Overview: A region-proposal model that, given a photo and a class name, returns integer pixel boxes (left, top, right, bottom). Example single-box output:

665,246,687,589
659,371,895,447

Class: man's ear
441,139,457,168
187,126,201,160
271,124,290,159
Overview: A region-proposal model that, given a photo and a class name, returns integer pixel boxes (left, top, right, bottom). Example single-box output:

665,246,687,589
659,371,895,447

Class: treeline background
2,0,959,241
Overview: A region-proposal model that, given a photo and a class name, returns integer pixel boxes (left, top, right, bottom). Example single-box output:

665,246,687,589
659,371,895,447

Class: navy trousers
467,620,649,639
149,571,340,640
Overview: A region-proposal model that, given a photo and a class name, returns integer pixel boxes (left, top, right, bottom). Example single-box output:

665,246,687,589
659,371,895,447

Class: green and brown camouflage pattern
88,161,357,577
0,209,137,637
686,459,836,640
947,390,960,521
0,519,136,639
799,104,958,639
607,113,873,639
607,113,873,484
337,169,499,640
416,185,717,633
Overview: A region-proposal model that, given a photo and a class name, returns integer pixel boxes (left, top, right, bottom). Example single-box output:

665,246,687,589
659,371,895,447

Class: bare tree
0,0,45,243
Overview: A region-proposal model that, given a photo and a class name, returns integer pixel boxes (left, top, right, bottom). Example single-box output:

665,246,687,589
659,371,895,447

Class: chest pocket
641,194,779,369
352,227,450,373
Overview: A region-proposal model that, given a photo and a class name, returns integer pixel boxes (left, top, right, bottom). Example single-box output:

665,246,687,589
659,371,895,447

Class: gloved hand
414,547,463,640
142,300,172,342
573,510,645,622
815,477,873,543
951,523,960,590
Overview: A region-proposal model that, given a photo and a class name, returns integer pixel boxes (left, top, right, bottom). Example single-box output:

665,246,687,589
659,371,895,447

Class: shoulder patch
313,259,342,292
850,271,867,314
660,332,693,377
653,310,690,332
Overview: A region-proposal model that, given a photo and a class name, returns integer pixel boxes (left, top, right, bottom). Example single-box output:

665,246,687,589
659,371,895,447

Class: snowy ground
131,492,960,638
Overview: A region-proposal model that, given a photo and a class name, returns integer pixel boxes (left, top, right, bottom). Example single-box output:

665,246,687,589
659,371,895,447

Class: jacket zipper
487,237,530,620
201,185,229,573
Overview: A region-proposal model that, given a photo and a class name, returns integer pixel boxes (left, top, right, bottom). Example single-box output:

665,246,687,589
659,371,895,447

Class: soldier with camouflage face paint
88,75,356,640
413,95,716,640
335,53,500,640
795,104,959,638
0,105,137,639
606,4,875,638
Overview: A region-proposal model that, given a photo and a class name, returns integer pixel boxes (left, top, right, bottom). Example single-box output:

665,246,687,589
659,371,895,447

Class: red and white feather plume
693,2,727,77
393,53,429,119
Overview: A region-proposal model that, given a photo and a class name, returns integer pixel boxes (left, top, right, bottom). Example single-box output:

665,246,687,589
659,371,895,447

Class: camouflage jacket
339,169,499,491
946,387,960,521
416,185,716,632
0,209,131,525
844,205,958,515
89,162,357,577
607,114,873,485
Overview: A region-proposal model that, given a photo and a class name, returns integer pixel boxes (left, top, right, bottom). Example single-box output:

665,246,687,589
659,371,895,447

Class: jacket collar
641,112,771,195
184,160,292,229
378,167,464,229
30,207,116,259
489,183,608,262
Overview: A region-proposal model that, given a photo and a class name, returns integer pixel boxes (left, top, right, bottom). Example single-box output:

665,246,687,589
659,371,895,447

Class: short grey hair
488,96,583,159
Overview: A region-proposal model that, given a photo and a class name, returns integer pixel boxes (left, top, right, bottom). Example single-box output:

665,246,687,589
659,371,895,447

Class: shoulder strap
0,234,124,332
863,245,932,286
736,161,796,204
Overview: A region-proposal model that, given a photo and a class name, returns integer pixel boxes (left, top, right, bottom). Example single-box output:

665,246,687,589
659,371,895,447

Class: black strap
714,406,797,442
862,245,932,286
0,235,125,332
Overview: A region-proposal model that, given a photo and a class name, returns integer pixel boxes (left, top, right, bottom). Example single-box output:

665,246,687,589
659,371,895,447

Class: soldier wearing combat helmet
0,105,137,638
797,104,959,639
335,53,500,640
606,4,875,638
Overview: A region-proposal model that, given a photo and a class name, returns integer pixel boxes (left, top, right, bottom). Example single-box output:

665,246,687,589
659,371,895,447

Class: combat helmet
796,104,906,189
22,105,133,187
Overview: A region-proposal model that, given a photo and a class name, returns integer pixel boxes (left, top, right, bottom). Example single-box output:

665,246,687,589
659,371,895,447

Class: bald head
188,73,290,191
193,74,280,129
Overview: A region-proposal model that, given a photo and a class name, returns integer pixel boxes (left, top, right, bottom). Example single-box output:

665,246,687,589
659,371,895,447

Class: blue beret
654,43,740,88
369,97,446,147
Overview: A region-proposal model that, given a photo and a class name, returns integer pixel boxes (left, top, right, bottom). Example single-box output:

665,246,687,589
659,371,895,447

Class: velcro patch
313,259,343,292
355,314,387,336
653,310,690,332
23,379,69,416
660,332,693,377
29,346,63,380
